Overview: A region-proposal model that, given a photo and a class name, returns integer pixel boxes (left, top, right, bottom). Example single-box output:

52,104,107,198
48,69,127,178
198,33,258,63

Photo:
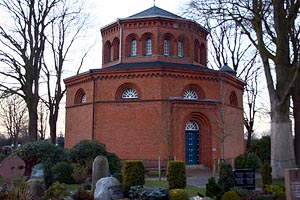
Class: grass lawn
145,180,205,197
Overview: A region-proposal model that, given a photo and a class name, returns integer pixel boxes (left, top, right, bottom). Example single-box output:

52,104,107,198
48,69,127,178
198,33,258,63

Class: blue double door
185,130,200,165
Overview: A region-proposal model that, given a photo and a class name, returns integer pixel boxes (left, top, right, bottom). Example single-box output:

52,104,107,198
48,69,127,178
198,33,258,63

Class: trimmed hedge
167,161,186,190
122,160,145,196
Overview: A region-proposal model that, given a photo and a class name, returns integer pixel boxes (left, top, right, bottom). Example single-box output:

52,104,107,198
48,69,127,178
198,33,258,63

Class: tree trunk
27,104,38,142
292,75,300,166
49,111,58,144
271,111,296,178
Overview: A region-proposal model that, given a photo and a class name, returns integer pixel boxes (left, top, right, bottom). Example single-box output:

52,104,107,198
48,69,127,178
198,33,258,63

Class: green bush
260,161,272,189
52,161,75,184
234,152,262,171
122,160,145,196
68,140,106,165
105,152,121,174
221,191,240,200
218,162,235,192
167,161,186,190
206,177,223,200
71,163,90,184
249,135,270,163
13,140,67,175
169,189,189,200
43,182,68,200
265,185,285,199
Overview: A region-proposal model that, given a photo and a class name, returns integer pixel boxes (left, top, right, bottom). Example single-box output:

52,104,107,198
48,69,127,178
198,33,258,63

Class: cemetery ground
0,139,289,199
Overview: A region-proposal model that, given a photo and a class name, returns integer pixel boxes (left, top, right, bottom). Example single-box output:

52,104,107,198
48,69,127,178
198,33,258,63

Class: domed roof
125,5,183,20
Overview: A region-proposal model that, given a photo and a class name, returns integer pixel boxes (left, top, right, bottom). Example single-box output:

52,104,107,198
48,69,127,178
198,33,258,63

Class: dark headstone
233,169,255,190
285,168,300,200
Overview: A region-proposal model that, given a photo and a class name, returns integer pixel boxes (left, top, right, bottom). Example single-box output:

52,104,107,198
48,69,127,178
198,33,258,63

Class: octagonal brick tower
64,5,245,169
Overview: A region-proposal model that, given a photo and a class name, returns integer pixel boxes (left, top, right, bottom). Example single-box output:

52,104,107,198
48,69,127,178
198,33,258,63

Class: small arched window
183,90,198,99
74,89,87,104
131,39,137,56
229,91,238,106
185,121,199,130
146,38,152,55
164,39,170,56
122,88,139,99
178,40,183,57
81,94,87,103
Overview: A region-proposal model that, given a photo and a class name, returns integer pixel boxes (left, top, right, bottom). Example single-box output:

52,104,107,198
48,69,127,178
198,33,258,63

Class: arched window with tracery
74,89,87,104
131,39,137,56
146,38,152,55
178,40,183,57
164,39,170,56
229,91,238,106
116,83,140,100
122,88,138,99
183,90,198,99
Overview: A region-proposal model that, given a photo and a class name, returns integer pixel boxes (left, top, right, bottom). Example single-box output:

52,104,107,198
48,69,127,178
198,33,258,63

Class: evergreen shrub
52,161,74,184
205,176,223,200
68,140,106,165
260,161,272,189
169,189,189,200
167,161,186,190
122,160,145,196
234,152,262,171
218,162,235,192
12,140,67,175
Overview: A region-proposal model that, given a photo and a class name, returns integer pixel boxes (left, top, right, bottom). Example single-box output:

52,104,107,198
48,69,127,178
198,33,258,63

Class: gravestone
285,168,300,200
233,169,255,190
92,155,109,191
0,156,25,181
94,177,124,200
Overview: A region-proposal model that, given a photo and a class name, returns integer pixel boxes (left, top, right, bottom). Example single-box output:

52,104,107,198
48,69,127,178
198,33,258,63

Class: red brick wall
64,12,245,169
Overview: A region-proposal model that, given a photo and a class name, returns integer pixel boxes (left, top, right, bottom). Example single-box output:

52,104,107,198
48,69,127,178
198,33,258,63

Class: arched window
178,40,183,57
200,43,206,65
185,121,199,130
131,39,137,56
81,94,87,103
146,38,152,55
164,39,170,56
183,90,198,99
230,91,238,106
74,89,87,104
122,88,138,99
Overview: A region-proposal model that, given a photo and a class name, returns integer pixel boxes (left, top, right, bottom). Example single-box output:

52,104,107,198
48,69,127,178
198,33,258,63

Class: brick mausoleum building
64,6,245,168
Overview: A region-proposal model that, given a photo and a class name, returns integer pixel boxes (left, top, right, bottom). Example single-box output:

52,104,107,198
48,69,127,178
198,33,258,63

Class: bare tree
185,9,261,149
0,0,60,142
187,0,300,178
0,95,28,147
38,102,48,140
41,0,92,144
